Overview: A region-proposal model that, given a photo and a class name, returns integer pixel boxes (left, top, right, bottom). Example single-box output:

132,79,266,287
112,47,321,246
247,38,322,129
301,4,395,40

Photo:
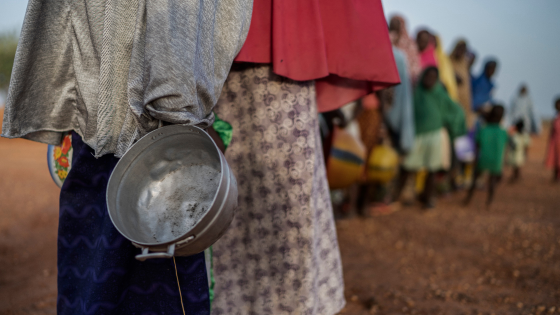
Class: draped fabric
419,43,438,70
234,0,400,112
509,93,542,135
434,36,459,101
2,0,253,158
471,62,496,111
450,43,475,128
385,47,414,154
389,15,422,81
546,115,560,171
413,69,466,139
58,132,209,315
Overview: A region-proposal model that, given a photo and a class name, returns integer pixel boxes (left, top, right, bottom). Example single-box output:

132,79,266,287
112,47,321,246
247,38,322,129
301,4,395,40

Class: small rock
517,302,524,309
350,295,359,302
548,306,556,313
513,270,520,278
405,298,415,308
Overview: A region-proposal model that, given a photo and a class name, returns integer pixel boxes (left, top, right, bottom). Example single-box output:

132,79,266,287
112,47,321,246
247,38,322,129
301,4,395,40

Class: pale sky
381,0,560,118
2,1,560,117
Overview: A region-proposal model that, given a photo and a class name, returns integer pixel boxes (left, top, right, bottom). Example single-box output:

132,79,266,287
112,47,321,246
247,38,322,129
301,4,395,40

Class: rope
173,256,186,315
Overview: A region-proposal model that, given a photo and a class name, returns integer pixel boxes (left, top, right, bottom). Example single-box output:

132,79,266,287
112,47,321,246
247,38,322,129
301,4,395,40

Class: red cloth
420,43,438,69
546,115,560,170
235,0,400,112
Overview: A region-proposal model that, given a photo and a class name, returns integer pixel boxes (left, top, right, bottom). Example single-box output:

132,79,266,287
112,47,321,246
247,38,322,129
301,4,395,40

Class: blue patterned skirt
57,132,209,315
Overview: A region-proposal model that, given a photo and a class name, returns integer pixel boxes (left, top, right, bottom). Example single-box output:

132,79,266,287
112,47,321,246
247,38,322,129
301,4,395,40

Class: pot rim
106,125,226,247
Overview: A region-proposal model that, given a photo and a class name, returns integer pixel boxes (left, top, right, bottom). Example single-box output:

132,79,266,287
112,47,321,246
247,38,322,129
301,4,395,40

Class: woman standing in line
450,40,476,128
389,15,423,81
210,1,400,314
1,0,253,313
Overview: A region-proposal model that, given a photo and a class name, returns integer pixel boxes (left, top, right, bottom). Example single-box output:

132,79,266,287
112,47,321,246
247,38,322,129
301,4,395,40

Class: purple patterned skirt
211,64,345,315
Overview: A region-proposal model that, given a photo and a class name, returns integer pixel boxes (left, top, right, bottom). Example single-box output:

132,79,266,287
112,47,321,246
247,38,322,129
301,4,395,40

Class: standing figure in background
450,40,475,128
434,35,459,102
210,1,400,314
385,47,415,155
508,120,531,182
509,85,542,135
416,30,438,70
392,67,465,209
465,105,509,206
389,15,422,81
546,98,560,182
471,60,498,113
1,0,253,313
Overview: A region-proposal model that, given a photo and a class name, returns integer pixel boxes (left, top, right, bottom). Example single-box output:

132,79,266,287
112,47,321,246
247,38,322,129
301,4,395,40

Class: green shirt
476,124,509,174
413,82,466,139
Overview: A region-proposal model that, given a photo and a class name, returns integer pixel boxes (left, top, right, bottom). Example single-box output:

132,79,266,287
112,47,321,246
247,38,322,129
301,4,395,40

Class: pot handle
136,243,176,261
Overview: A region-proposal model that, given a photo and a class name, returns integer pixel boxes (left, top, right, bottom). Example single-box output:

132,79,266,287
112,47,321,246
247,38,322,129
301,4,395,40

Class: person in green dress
392,66,466,208
464,104,509,206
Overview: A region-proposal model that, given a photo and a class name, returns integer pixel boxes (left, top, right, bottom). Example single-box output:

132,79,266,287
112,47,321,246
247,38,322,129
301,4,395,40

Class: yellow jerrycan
366,143,399,184
327,127,366,189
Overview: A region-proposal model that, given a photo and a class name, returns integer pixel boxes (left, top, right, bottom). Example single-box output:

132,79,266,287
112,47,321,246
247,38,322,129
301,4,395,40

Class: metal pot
106,125,237,261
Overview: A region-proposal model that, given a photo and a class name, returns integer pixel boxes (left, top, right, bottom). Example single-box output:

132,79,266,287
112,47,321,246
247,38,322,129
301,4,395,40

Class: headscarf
449,39,475,127
434,35,459,101
384,47,414,153
389,15,422,80
471,60,497,111
509,88,542,134
413,67,466,139
418,32,438,69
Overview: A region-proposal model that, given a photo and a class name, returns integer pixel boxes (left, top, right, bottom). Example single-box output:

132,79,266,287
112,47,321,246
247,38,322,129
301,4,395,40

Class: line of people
323,14,552,216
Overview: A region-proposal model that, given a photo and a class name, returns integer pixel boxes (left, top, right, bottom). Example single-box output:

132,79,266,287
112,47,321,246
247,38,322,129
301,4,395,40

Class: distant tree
0,31,18,90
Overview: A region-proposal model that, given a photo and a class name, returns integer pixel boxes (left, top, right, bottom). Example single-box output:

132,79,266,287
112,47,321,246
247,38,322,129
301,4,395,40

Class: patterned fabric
47,133,73,188
211,64,345,315
390,15,422,80
58,132,210,315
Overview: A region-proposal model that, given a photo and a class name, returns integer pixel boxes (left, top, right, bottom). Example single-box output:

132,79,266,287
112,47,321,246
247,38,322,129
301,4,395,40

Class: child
545,98,560,182
392,66,465,208
464,105,509,206
508,120,531,182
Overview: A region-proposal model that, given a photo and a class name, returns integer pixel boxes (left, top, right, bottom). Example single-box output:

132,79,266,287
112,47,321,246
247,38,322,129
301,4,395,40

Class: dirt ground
0,108,559,315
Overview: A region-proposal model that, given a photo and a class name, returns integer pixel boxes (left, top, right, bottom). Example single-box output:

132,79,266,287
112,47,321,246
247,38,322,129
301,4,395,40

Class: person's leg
464,169,481,205
356,184,370,216
421,171,436,208
392,168,410,202
487,174,498,206
510,166,520,182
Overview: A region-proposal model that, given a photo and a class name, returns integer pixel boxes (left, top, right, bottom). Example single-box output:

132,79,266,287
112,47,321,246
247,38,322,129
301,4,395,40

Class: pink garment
420,43,438,69
545,115,560,170
235,0,400,113
390,15,422,80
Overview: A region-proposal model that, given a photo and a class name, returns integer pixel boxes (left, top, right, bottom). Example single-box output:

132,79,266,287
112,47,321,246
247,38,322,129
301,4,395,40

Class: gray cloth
2,0,253,157
509,93,542,135
385,47,414,154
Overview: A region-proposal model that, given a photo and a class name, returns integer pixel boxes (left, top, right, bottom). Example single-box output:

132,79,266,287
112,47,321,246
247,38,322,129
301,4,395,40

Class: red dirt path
0,109,559,314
